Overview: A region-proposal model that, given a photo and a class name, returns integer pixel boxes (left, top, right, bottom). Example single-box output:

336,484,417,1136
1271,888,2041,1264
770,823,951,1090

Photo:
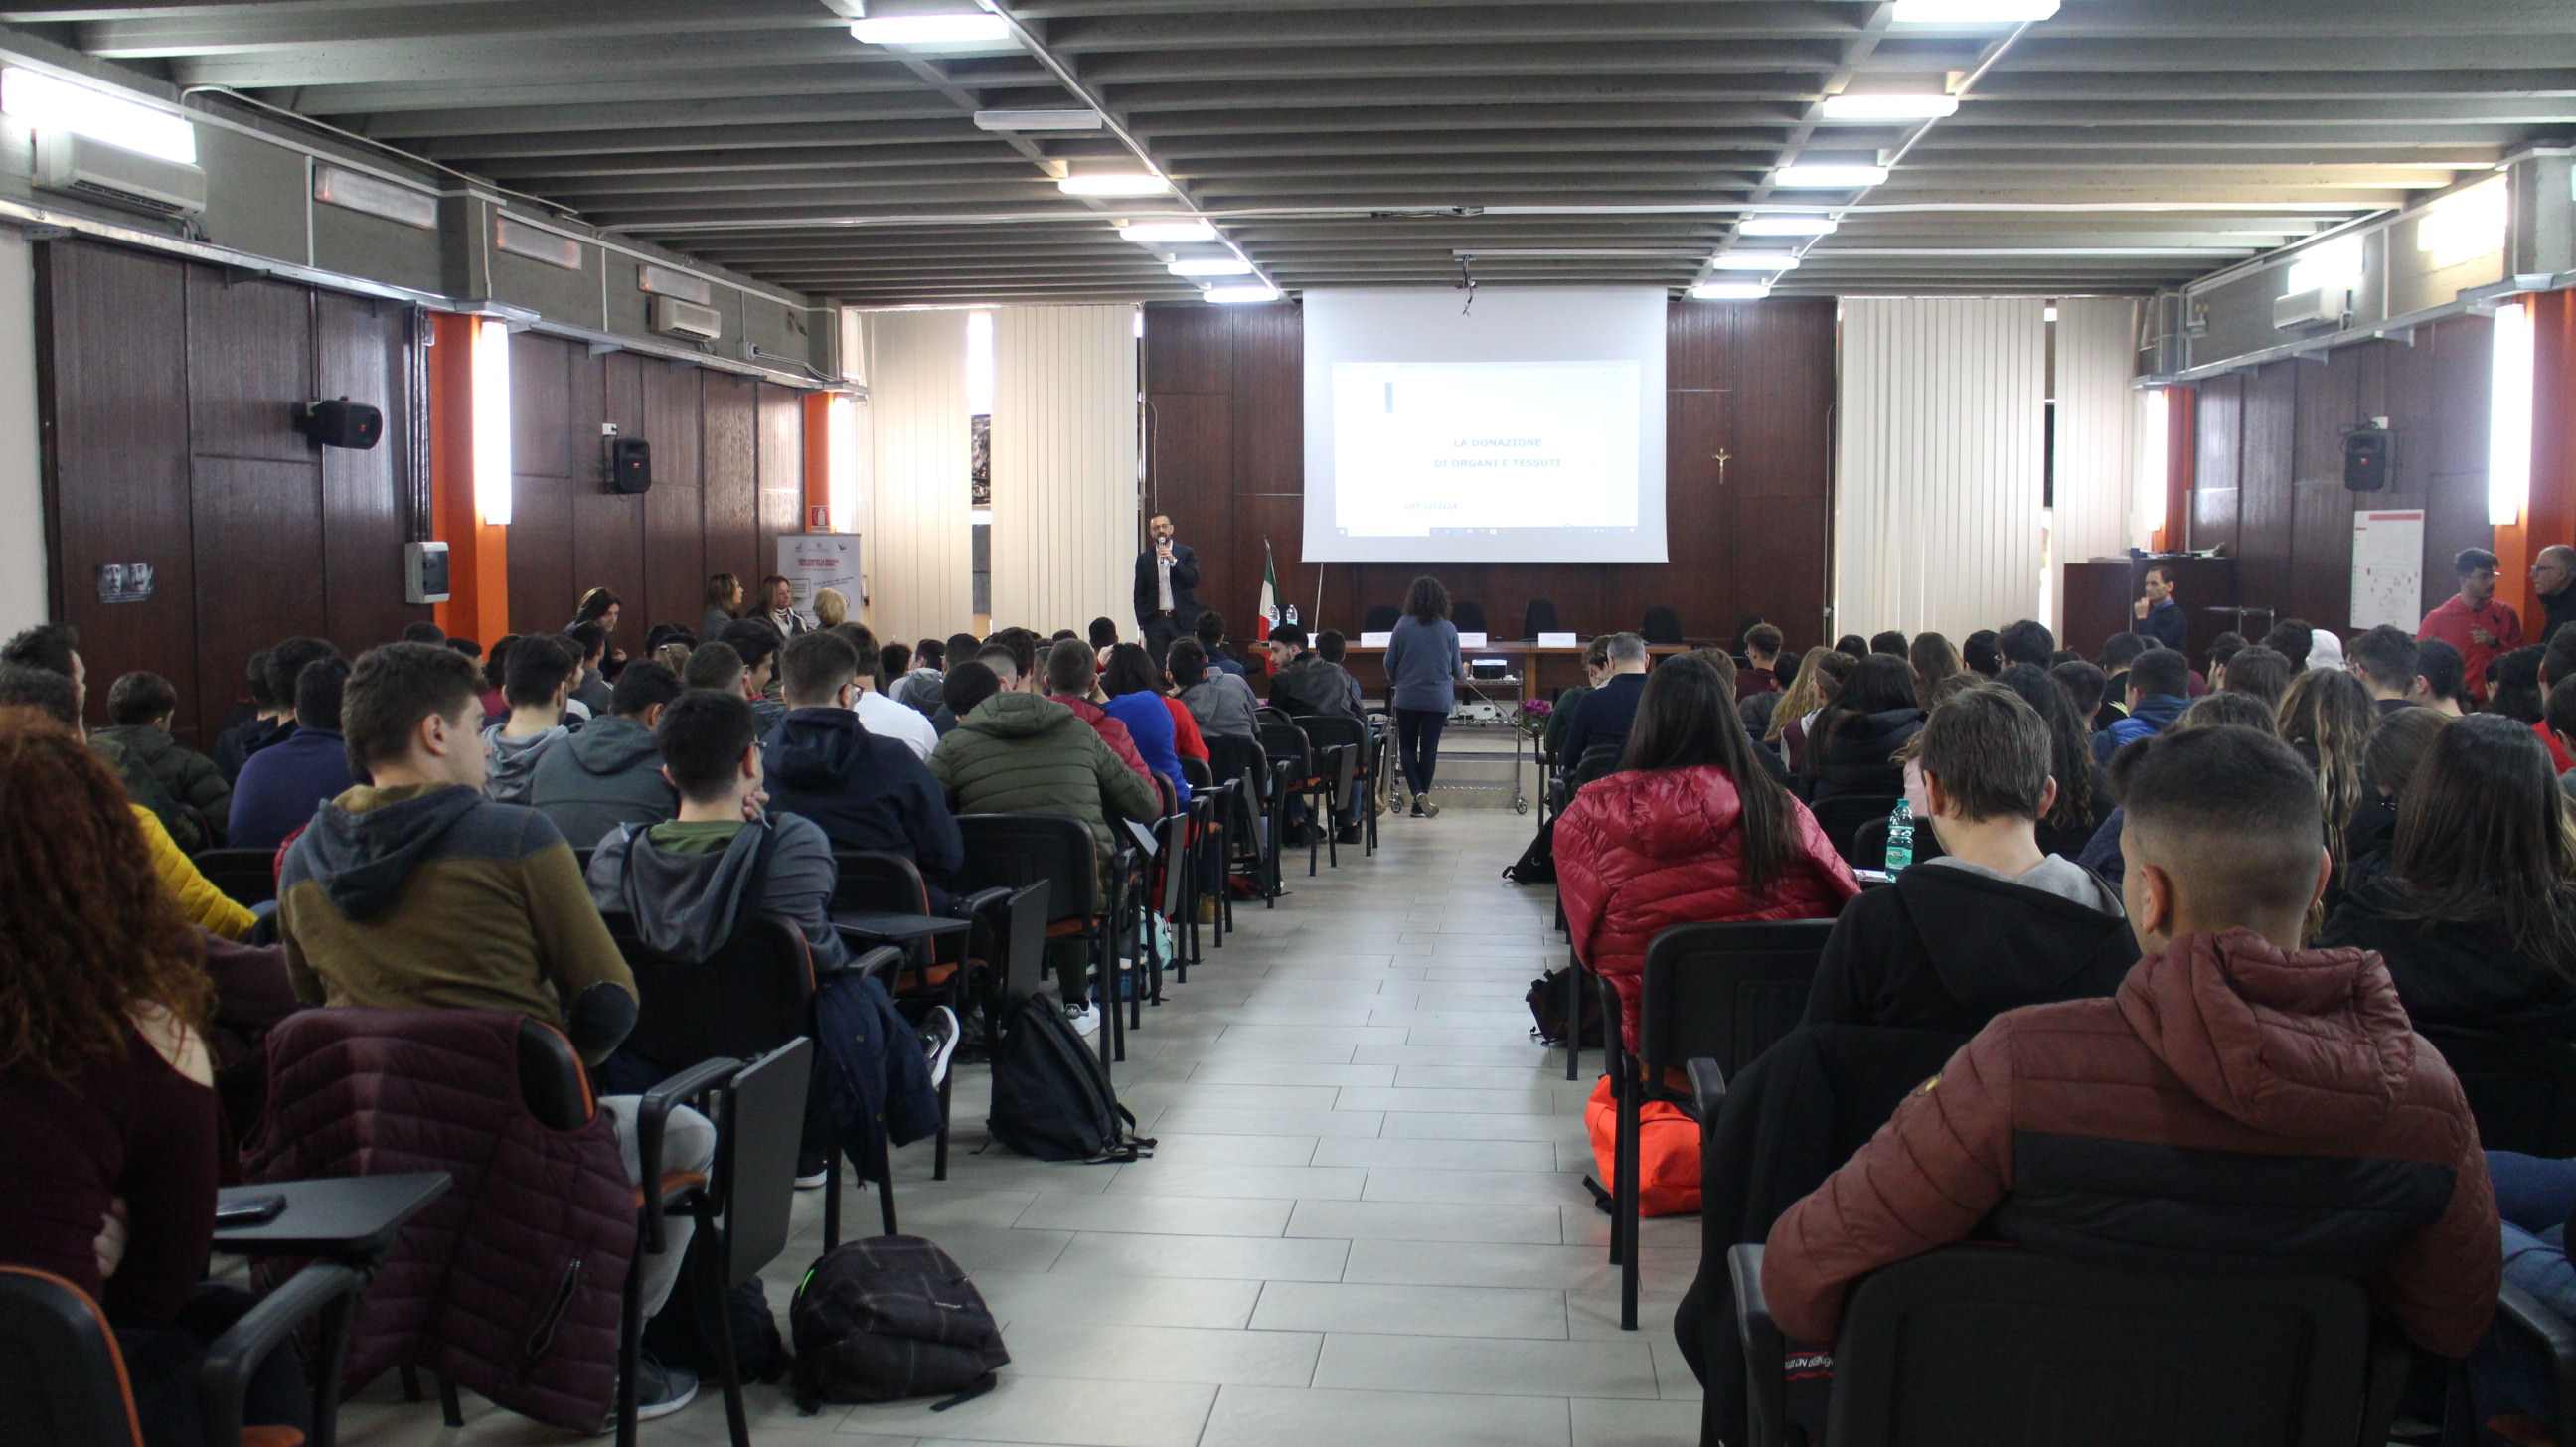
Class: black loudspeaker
293,397,383,450
609,436,652,494
2343,427,2391,492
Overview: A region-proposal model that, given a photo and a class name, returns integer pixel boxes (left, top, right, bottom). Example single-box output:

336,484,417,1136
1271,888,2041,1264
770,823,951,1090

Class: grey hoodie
584,811,850,975
482,722,568,804
526,715,678,850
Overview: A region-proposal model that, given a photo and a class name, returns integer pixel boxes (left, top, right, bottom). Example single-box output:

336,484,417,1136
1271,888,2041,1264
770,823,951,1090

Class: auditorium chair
950,814,1140,1068
1256,711,1332,878
1363,605,1400,633
1522,597,1561,639
2417,1025,2576,1157
1295,713,1375,858
1180,753,1233,953
192,848,280,907
1811,794,1901,869
1452,599,1489,636
1641,606,1684,645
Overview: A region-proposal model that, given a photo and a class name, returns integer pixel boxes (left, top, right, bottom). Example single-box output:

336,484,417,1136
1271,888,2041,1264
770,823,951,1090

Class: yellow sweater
134,804,255,940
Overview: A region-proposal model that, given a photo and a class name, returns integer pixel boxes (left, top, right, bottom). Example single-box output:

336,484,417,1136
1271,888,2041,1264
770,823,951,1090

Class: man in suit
2132,563,2187,652
1134,513,1202,660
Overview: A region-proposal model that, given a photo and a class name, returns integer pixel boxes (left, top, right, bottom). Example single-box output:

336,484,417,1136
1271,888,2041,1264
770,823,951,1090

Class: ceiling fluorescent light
1690,283,1771,300
1774,163,1889,188
1168,257,1254,277
1739,215,1838,237
1059,173,1170,197
1708,253,1801,271
2492,299,2534,526
1206,285,1280,304
2417,181,2507,269
973,108,1101,131
1820,93,1958,120
1120,221,1216,243
1890,0,2059,21
851,14,1011,44
0,67,195,164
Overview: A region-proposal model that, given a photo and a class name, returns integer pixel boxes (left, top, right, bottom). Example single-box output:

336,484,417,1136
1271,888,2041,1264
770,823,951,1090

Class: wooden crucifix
1713,447,1732,485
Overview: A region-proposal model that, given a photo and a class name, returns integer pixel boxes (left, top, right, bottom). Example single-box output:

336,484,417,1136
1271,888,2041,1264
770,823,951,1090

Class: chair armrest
1687,1057,1728,1115
199,1262,365,1446
848,944,904,984
1729,1244,1789,1447
637,1056,740,1252
948,885,1013,920
2498,1281,2576,1447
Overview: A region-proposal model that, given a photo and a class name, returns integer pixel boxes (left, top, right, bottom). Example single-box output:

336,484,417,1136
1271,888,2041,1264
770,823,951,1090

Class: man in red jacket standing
2420,546,2523,707
1763,724,2498,1361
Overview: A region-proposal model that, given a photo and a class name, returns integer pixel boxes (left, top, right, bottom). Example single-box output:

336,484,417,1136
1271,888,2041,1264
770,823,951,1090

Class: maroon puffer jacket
242,1009,637,1432
1557,764,1859,1048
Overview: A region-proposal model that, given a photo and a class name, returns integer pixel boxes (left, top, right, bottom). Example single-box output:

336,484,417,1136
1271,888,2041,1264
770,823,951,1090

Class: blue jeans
2472,1151,2576,1423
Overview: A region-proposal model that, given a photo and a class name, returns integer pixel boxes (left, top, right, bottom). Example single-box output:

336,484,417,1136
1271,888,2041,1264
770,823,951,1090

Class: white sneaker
918,1005,962,1088
1063,1002,1101,1038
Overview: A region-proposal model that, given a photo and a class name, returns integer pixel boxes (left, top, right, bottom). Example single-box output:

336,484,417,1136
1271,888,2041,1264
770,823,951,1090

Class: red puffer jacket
1557,764,1859,1049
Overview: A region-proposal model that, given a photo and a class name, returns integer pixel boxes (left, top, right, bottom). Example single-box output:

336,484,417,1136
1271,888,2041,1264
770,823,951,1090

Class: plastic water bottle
1884,800,1914,875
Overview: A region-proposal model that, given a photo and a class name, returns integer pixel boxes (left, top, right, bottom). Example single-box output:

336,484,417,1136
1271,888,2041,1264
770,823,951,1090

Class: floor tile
1378,1110,1579,1142
1017,1191,1294,1237
1187,1059,1398,1088
1283,1199,1568,1245
1336,1085,1568,1114
1105,1162,1369,1201
1150,1107,1386,1138
1127,1132,1322,1166
1312,1332,1661,1399
1343,1238,1696,1290
1571,1395,1701,1447
1201,1384,1571,1447
837,1374,1215,1446
1362,1167,1596,1206
1002,1322,1324,1386
1050,1230,1353,1282
970,1271,1265,1331
1308,1135,1558,1171
1249,1281,1569,1339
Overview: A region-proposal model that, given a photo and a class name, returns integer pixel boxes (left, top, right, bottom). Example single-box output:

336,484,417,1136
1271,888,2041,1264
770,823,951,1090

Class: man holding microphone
1134,513,1203,660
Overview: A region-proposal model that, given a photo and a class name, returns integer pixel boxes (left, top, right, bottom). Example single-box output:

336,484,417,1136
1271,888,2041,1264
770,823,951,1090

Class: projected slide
1331,362,1640,538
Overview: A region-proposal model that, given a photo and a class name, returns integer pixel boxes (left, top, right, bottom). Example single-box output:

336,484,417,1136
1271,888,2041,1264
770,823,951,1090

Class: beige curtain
990,305,1139,634
860,309,971,645
2051,297,2145,638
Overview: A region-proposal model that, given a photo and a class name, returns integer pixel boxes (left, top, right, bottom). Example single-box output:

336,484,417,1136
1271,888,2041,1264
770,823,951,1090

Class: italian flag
1255,539,1280,642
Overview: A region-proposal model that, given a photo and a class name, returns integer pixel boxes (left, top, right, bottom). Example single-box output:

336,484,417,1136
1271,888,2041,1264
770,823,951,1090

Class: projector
1469,657,1513,681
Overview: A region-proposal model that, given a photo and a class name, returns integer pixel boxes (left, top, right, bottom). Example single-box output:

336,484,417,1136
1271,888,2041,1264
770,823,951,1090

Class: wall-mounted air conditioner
33,129,206,220
650,295,723,343
2272,286,2344,330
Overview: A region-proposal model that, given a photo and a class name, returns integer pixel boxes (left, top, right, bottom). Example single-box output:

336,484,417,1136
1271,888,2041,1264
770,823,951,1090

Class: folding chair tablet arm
1728,1244,1791,1447
635,1056,739,1254
197,1262,367,1447
2497,1280,2576,1447
1688,1057,1729,1115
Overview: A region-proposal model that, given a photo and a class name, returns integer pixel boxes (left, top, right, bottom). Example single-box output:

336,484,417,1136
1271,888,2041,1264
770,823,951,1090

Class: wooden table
1342,641,1696,703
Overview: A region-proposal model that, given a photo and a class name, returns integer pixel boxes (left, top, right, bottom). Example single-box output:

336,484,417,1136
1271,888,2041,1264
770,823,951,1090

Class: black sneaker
794,1151,829,1190
1409,798,1426,818
631,1351,698,1422
1334,822,1364,845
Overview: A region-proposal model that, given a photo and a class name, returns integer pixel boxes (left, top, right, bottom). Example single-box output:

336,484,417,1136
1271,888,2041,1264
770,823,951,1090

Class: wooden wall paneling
756,382,805,569
567,351,646,641
1646,384,1735,641
1142,303,1232,397
2189,374,2244,555
315,292,430,654
640,363,706,640
506,333,578,638
39,242,198,735
702,372,760,597
2235,363,2298,620
1730,300,1838,649
2287,352,2363,635
1145,391,1233,623
2423,315,2496,618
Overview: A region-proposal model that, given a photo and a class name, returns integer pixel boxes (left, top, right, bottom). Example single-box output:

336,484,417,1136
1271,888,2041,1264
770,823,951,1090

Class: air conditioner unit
33,130,206,220
650,296,723,343
2272,286,2344,331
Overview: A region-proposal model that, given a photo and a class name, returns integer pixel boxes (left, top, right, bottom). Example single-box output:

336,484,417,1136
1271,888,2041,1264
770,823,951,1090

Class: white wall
990,305,1138,633
0,226,45,634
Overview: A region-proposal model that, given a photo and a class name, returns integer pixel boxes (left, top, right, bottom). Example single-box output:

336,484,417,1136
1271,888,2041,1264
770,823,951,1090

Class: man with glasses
2533,545,2576,646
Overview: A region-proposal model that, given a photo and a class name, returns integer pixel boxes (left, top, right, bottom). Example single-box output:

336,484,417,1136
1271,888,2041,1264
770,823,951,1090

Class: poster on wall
777,533,864,618
2350,509,2425,632
96,563,155,604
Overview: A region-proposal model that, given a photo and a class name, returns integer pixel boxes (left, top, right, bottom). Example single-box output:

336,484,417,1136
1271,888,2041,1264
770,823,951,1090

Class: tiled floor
334,806,1702,1446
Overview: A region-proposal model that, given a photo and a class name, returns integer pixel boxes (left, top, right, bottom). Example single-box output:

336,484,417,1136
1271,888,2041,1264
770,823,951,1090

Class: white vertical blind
1834,297,2049,642
862,309,971,645
2051,297,2144,636
990,305,1139,633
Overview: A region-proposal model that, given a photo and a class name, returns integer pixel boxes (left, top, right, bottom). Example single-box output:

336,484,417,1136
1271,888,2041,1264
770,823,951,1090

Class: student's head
2456,547,2502,607
2258,619,2315,669
941,631,978,668
1087,616,1120,650
2099,632,2152,674
1621,653,1799,885
2488,646,2547,724
265,637,343,721
1962,630,2002,677
1868,630,1908,657
944,659,1004,717
2218,645,2294,710
2143,563,2178,602
1316,629,1348,664
0,719,209,1081
2346,624,2419,698
1818,654,1917,752
1908,632,1961,700
706,572,743,613
882,642,912,679
1267,623,1310,669
573,586,621,631
566,622,607,669
243,649,276,712
0,664,80,730
2543,625,2576,691
681,640,744,696
2125,647,2189,704
482,635,518,693
781,629,862,709
1745,623,1783,665
295,656,350,733
2391,713,2576,972
992,627,1039,682
809,587,848,629
2,623,80,704
1835,634,1868,661
757,574,794,613
1166,638,1209,689
1605,631,1649,673
1405,575,1451,624
1050,628,1078,644
1046,637,1099,697
1578,635,1613,685
1997,619,2055,670
2366,704,2453,801
1916,684,2053,830
1994,664,2095,830
2411,637,2467,709
717,622,779,688
106,671,178,728
1103,642,1161,698
830,621,883,690
656,689,763,807
973,643,1021,691
909,638,941,671
2174,689,2281,737
1690,644,1740,697
2208,631,2248,677
2049,659,2108,722
445,636,482,663
2114,724,2328,948
503,634,577,714
343,642,488,788
609,661,682,727
401,620,447,646
1194,611,1228,648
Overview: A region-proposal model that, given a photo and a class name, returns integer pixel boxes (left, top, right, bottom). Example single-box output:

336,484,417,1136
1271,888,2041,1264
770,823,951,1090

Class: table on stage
1341,640,1695,703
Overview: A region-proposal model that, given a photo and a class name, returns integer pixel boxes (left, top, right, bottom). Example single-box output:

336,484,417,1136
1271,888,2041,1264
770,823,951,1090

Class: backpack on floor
1583,1076,1703,1216
1527,966,1602,1048
985,994,1156,1163
790,1235,1008,1411
1502,817,1556,885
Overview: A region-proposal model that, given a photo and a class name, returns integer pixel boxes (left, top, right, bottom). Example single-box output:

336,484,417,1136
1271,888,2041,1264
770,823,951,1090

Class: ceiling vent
2272,286,2345,331
650,295,723,343
33,129,205,220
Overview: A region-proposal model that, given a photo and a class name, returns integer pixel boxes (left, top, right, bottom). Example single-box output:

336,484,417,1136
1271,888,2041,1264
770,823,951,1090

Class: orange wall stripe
427,312,508,643
802,391,835,533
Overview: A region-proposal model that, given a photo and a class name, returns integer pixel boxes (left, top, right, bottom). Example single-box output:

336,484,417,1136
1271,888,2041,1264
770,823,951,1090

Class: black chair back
1824,1246,2386,1447
1363,605,1400,633
997,880,1051,1007
1572,740,1626,790
1642,606,1684,644
715,1037,812,1288
2420,1026,2576,1156
831,851,931,914
192,847,278,906
952,814,1097,924
1297,714,1367,774
1452,600,1489,635
1256,715,1314,783
1636,920,1833,1079
604,915,816,1069
1848,816,1945,872
1180,754,1215,793
1523,598,1561,639
1811,794,1900,868
0,1267,140,1447
517,1017,595,1131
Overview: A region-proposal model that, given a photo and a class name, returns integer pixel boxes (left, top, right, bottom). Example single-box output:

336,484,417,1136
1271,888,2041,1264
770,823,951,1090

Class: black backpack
985,994,1155,1163
1526,965,1602,1048
1502,816,1556,885
790,1235,1007,1411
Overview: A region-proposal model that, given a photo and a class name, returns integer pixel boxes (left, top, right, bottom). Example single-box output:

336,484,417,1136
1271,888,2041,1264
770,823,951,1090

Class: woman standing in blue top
1102,642,1189,807
1382,575,1466,817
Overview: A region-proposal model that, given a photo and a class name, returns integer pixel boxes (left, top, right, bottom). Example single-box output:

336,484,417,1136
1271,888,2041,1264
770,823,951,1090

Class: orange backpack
1583,1076,1702,1216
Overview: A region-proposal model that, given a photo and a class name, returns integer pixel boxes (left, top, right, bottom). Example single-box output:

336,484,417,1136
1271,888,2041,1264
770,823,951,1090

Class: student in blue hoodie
527,661,683,849
227,655,355,851
2091,646,2191,764
759,631,963,904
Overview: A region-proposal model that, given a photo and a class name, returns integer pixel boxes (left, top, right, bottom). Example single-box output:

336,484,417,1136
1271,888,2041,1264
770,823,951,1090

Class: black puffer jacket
1802,858,2137,1035
1805,706,1925,806
2317,875,2576,1037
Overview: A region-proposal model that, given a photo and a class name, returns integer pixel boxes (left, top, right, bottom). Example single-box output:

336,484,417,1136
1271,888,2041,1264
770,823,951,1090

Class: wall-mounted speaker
2342,426,2391,492
294,397,384,449
609,436,652,494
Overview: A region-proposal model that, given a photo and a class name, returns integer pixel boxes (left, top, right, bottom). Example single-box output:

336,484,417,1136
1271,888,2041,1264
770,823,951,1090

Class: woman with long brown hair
701,572,744,642
0,713,308,1442
2276,666,2374,872
1908,631,1963,705
1769,645,1855,772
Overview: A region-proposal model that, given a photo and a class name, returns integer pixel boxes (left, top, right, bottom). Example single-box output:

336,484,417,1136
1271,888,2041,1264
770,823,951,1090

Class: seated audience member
98,670,232,852
880,642,912,696
1103,642,1192,805
1195,611,1249,677
984,630,1041,693
0,719,310,1446
811,586,849,631
229,656,355,852
1771,646,1855,774
1313,629,1368,714
2096,631,2151,728
2218,643,2296,711
526,660,683,848
2260,618,2317,674
1997,618,2055,671
2278,666,2373,874
2489,645,2548,725
1806,685,2134,1033
681,639,744,696
1087,616,1121,660
212,649,284,781
2348,624,2421,718
897,637,950,717
2346,705,2452,870
2319,714,2576,1037
1835,634,1869,662
2,621,89,708
1265,624,1362,720
1559,631,1652,766
1868,630,1908,657
2207,630,2248,683
1557,654,1858,1050
1961,630,2002,678
481,632,575,805
1737,623,1785,700
2549,676,2576,802
1908,632,1963,703
716,622,788,726
1150,651,1211,764
1550,638,1611,763
277,641,709,1416
2090,646,2189,763
828,621,939,761
2412,637,2470,717
930,658,1156,1033
402,620,446,645
1804,652,1923,806
2077,691,2277,888
477,634,516,722
2048,659,2108,738
1994,664,2111,858
565,622,615,716
2307,627,2347,674
1045,638,1155,785
568,586,623,657
2535,627,2576,772
1739,642,1797,742
446,636,483,662
1173,638,1259,741
0,666,253,939
1763,724,2499,1360
762,631,962,896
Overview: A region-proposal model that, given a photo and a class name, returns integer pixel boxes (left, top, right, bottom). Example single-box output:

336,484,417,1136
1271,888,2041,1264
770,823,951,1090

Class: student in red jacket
1763,724,2499,1360
2421,546,2523,707
1557,652,1858,1050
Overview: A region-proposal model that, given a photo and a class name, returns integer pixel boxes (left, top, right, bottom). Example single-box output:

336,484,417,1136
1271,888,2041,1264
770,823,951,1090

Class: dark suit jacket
2139,597,2187,652
1134,543,1202,626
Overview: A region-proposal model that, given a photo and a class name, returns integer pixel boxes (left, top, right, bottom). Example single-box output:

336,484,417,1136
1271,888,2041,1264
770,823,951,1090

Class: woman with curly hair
0,712,308,1443
2277,666,2375,875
